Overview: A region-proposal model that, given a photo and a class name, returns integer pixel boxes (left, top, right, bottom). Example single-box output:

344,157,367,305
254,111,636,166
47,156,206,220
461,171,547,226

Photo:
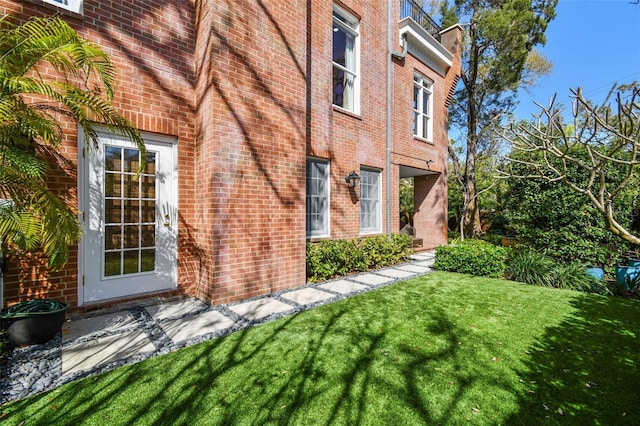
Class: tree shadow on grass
0,283,497,425
505,295,640,425
4,280,638,425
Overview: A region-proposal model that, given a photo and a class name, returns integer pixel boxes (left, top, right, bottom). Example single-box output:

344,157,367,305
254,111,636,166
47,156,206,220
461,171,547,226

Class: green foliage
505,250,554,287
434,240,511,278
445,0,557,236
507,250,611,295
306,234,413,282
0,16,145,269
399,178,414,228
4,273,640,424
502,147,632,267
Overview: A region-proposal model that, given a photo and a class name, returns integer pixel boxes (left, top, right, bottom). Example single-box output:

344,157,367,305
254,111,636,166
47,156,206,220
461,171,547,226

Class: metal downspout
386,0,393,238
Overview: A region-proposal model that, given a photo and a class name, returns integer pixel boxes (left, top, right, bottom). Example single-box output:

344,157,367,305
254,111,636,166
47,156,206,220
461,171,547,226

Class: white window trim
359,168,382,234
332,4,360,114
413,72,433,141
306,158,331,238
41,0,83,14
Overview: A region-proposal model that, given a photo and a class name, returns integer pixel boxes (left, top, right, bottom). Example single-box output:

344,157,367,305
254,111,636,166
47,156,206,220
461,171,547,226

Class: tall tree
0,16,145,268
443,0,557,238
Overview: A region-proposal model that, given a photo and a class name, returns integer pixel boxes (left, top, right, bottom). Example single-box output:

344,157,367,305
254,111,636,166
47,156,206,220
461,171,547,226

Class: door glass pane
103,146,157,277
104,252,121,276
105,173,121,197
123,199,140,223
104,199,121,224
123,174,139,198
105,146,121,171
144,152,156,174
141,175,156,198
140,249,155,272
141,200,155,223
123,225,140,249
123,250,139,274
124,149,139,172
105,225,121,250
141,225,155,247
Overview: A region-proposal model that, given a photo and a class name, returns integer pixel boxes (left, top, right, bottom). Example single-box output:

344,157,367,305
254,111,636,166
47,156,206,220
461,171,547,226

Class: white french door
81,131,177,304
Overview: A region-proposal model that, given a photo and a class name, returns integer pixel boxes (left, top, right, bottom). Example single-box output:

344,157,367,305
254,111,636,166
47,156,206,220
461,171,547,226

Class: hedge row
306,234,413,282
434,240,610,294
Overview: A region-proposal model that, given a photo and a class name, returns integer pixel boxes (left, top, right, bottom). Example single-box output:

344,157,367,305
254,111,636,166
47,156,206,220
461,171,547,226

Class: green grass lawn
2,272,639,425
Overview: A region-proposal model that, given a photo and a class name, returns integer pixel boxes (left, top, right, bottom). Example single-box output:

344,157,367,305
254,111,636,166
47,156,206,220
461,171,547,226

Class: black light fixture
345,171,361,188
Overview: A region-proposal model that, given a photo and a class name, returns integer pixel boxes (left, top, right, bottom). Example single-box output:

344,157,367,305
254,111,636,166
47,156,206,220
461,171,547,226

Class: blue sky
514,0,640,120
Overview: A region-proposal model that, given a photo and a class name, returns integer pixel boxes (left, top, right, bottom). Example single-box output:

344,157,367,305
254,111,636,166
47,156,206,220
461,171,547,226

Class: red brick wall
191,0,307,305
0,0,459,309
1,0,197,307
307,0,389,240
391,24,462,249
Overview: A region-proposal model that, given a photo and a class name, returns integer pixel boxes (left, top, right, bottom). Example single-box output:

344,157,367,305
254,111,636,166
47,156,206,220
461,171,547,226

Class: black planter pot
1,299,68,346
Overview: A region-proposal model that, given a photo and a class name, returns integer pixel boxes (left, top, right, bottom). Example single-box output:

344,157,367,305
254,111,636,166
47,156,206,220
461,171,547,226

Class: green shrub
306,234,413,282
434,240,511,278
552,263,611,295
506,250,555,287
507,250,611,295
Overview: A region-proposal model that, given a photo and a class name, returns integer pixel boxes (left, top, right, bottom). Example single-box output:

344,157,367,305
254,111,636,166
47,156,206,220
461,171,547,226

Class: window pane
306,160,329,236
144,152,156,174
332,25,348,67
105,146,121,172
140,249,155,272
360,169,380,233
124,149,139,173
105,225,122,250
123,174,139,198
105,173,121,197
141,225,155,247
123,250,139,274
141,175,156,198
104,252,121,277
123,199,140,223
123,225,140,249
105,199,121,224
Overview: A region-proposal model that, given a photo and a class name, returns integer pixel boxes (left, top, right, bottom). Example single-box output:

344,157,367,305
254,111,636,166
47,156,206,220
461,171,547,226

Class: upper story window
332,5,359,113
42,0,83,14
413,73,433,141
306,159,330,238
360,168,381,234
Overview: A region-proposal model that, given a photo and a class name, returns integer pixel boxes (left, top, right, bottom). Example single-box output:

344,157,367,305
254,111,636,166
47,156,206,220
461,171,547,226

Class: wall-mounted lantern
344,171,361,188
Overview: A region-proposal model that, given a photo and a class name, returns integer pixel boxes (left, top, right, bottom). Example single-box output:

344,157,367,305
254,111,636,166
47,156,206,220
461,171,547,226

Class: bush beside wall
434,241,611,295
306,234,413,282
434,241,512,278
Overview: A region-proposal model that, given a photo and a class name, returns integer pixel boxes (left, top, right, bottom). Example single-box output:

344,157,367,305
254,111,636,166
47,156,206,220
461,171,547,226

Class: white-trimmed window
332,5,359,113
360,168,381,234
306,159,330,238
42,0,83,14
413,73,433,140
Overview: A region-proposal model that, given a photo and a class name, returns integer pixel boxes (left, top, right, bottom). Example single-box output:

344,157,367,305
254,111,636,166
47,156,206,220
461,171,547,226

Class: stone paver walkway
1,251,435,403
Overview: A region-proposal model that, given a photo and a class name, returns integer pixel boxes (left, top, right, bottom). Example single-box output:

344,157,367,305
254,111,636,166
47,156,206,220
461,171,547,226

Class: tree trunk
461,26,483,238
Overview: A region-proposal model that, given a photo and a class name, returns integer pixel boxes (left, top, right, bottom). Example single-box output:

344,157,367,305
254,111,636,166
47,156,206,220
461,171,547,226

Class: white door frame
78,129,178,306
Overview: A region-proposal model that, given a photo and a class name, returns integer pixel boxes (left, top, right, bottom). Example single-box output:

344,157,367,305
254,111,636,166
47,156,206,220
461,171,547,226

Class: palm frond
0,16,144,270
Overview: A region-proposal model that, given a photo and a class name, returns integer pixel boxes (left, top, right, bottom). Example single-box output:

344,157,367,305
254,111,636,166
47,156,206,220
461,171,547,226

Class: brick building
0,0,461,309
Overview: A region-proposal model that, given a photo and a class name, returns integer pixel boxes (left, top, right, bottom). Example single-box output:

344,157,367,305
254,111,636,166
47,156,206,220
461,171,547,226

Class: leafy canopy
0,16,145,269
